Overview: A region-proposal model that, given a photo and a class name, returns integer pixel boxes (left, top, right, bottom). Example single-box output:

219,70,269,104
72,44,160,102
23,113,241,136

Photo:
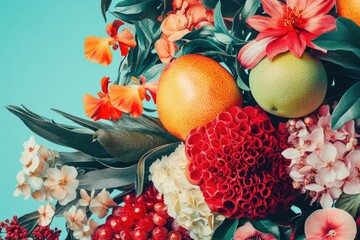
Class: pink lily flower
238,0,336,69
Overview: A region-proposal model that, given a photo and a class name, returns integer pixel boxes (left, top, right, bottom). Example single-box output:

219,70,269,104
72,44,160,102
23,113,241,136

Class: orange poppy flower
84,20,136,66
109,76,158,118
83,77,122,121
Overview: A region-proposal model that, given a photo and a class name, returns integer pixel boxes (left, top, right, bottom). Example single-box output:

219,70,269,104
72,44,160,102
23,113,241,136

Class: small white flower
149,144,225,240
44,166,79,205
64,206,87,231
89,189,117,219
38,203,55,226
13,171,31,199
73,219,99,240
78,189,95,207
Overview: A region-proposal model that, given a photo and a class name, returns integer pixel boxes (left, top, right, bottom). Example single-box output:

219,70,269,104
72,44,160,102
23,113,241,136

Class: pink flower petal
266,35,289,59
343,179,360,194
302,0,336,19
333,161,349,180
62,166,78,180
305,183,324,192
261,0,284,18
238,37,275,69
286,0,308,10
321,143,337,163
234,222,276,240
319,192,333,208
246,16,280,32
305,208,357,240
286,31,306,57
306,152,323,168
282,148,302,159
318,167,337,183
298,15,336,35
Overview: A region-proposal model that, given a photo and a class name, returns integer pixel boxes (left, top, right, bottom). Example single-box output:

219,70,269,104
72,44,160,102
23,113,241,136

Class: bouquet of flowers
2,0,360,239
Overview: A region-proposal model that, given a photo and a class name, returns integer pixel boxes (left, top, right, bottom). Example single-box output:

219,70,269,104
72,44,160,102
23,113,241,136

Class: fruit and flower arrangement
2,0,360,239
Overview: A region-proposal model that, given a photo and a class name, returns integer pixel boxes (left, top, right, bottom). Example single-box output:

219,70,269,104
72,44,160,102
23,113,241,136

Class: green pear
249,52,327,118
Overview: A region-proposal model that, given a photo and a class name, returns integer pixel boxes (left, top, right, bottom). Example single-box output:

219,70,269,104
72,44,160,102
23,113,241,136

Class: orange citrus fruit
336,0,360,26
157,54,242,140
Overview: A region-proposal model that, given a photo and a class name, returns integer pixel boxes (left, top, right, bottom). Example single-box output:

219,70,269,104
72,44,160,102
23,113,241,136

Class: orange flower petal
100,77,111,94
116,28,136,56
106,20,125,38
155,39,176,63
84,36,113,66
109,85,143,118
144,81,158,104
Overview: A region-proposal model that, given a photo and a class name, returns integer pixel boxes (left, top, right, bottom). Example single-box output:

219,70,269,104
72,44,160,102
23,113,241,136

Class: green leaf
214,1,228,34
239,0,260,26
58,151,128,169
313,18,360,58
181,25,216,40
335,193,360,217
18,211,39,233
112,0,162,23
180,39,226,55
135,142,180,196
101,0,112,22
77,165,137,190
331,81,360,129
316,51,360,79
6,105,112,158
202,0,219,9
213,218,239,240
142,63,166,83
52,108,112,131
279,226,293,240
251,219,280,240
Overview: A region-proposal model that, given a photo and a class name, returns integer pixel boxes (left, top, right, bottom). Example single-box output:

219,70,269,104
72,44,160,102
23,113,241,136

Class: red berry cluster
0,216,28,240
92,184,191,240
31,226,61,240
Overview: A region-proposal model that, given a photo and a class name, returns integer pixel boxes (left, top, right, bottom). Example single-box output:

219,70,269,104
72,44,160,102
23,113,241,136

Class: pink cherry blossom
38,203,55,226
305,179,342,208
89,189,117,219
234,222,277,240
13,171,31,200
64,206,87,231
44,166,79,205
343,149,360,194
305,208,357,240
78,189,95,207
73,219,98,240
306,143,349,183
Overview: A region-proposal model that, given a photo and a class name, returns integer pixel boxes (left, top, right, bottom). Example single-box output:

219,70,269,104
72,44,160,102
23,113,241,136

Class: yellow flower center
281,6,303,29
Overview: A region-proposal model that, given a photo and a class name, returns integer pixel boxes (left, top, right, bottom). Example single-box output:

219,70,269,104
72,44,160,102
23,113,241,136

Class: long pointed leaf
135,142,180,196
6,106,112,158
77,165,137,190
101,0,113,22
52,108,111,131
331,81,360,129
94,128,176,163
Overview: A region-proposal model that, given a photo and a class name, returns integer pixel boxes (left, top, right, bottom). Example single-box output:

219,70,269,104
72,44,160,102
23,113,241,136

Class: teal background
0,0,130,236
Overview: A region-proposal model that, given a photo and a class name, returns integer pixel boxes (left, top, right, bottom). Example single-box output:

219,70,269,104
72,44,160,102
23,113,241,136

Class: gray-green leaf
331,81,360,129
335,193,360,217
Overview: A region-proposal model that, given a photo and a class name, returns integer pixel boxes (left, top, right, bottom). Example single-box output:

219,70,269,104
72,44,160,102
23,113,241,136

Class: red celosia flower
238,0,336,69
83,77,123,121
84,20,136,66
185,106,295,219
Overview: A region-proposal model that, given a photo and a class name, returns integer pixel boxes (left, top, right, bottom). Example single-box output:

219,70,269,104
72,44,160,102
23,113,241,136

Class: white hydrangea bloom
149,144,225,240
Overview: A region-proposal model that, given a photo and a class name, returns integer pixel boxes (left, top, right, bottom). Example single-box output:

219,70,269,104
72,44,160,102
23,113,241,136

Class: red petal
109,85,143,118
256,27,287,40
286,0,307,10
286,31,306,57
265,35,289,59
302,0,336,19
246,16,281,32
106,20,125,38
298,15,336,35
238,37,275,69
83,94,122,121
261,0,284,18
144,82,158,103
84,36,113,65
100,77,111,94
